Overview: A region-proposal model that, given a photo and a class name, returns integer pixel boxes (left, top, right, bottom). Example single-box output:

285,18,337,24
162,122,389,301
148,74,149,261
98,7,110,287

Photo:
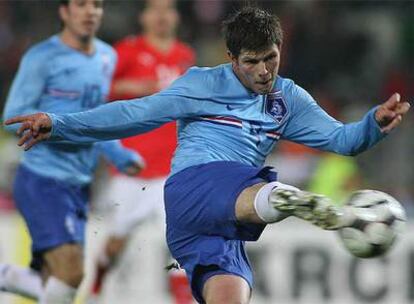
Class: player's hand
123,160,144,176
4,113,52,150
375,93,410,134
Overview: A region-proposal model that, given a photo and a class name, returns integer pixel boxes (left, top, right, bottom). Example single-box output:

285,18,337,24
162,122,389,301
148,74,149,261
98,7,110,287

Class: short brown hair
222,7,283,58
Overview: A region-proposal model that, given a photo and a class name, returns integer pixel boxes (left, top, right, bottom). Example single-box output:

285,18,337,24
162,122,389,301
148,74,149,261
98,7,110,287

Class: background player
90,0,195,303
4,6,410,304
0,0,142,303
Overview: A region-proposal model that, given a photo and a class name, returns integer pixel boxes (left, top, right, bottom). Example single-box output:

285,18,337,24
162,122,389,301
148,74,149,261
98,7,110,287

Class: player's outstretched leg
248,182,355,230
269,187,342,230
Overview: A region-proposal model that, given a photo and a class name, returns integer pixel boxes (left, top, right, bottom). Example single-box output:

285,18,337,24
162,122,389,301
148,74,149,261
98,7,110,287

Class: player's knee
105,236,127,258
57,261,84,287
68,269,84,287
236,181,301,224
44,244,84,287
62,253,84,287
49,265,84,288
203,275,250,304
235,182,267,223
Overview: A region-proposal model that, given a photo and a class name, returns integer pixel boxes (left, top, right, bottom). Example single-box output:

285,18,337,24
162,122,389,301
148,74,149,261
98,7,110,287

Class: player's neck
60,29,95,55
144,33,175,54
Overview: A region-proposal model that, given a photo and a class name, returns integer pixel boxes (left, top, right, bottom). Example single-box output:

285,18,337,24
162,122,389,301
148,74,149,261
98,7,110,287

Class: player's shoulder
22,35,61,61
95,38,116,56
275,76,316,110
181,64,227,83
169,64,230,95
274,75,296,92
276,76,312,98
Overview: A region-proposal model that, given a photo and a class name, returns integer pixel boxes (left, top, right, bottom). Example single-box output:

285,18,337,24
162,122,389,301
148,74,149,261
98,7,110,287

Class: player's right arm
4,69,213,150
2,47,47,133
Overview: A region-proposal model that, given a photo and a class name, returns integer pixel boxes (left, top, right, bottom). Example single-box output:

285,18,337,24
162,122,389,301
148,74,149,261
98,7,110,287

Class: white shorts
97,175,166,237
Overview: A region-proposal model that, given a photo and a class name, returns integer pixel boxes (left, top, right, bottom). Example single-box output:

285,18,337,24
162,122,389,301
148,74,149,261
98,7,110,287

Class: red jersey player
90,0,195,303
109,16,194,179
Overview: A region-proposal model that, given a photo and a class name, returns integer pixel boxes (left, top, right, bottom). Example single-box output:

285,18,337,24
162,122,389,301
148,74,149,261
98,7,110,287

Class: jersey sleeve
283,84,386,156
2,47,47,133
49,69,212,143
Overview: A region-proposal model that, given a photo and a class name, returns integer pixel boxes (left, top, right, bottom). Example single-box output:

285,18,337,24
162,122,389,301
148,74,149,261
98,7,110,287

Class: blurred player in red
90,0,195,303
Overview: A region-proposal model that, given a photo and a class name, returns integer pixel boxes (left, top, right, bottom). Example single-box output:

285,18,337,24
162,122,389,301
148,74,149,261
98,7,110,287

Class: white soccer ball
338,190,406,258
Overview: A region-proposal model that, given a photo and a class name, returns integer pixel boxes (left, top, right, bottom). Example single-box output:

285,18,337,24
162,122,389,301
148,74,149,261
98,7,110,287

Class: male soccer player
0,0,142,303
5,7,410,304
90,0,194,302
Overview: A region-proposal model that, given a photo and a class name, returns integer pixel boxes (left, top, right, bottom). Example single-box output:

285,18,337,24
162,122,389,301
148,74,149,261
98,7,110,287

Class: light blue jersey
47,63,385,176
3,35,139,185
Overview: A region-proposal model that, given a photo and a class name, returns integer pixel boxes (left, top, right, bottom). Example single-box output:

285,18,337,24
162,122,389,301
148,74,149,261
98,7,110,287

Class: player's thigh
43,243,84,285
165,162,276,237
203,274,250,304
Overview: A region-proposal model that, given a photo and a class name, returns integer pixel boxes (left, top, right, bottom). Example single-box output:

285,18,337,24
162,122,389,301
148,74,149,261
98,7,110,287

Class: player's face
60,0,103,41
231,44,281,95
141,0,178,38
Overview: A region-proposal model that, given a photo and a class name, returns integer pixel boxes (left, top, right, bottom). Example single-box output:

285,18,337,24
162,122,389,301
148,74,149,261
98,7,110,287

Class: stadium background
0,1,413,303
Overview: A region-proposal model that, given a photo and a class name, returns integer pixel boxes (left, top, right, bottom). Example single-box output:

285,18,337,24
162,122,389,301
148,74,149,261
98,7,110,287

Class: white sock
39,276,77,304
254,181,300,223
0,263,42,300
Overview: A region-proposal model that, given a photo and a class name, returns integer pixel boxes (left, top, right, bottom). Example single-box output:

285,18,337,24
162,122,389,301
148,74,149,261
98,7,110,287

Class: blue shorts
165,161,277,303
13,165,89,270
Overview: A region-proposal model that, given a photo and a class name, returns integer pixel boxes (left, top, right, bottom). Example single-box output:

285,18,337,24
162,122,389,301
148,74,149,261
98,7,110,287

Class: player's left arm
283,86,410,156
3,95,175,150
4,68,221,150
96,140,145,176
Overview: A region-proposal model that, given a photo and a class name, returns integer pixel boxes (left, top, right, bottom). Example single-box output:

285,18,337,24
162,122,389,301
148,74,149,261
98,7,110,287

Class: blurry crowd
0,0,413,214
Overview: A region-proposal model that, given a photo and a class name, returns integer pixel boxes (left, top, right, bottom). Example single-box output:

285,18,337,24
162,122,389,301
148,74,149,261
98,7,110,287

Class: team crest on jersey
265,91,288,123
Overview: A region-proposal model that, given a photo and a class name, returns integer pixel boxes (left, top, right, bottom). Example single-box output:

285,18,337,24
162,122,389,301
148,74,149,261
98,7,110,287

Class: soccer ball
337,190,406,258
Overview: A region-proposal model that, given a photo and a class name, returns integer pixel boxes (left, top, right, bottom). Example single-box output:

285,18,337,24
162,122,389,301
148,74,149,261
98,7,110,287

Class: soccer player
5,7,410,304
90,0,195,302
0,0,142,303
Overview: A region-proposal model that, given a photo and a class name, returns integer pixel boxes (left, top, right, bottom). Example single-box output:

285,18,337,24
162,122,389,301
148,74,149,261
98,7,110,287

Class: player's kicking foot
269,188,344,230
